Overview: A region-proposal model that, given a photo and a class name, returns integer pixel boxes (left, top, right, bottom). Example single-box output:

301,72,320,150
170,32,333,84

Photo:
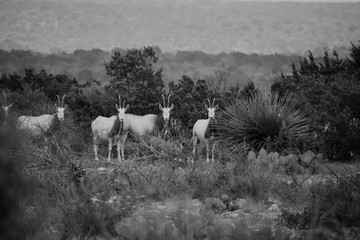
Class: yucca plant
218,91,310,151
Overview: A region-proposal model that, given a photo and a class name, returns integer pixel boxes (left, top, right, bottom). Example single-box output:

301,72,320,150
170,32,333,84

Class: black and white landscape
1,0,360,239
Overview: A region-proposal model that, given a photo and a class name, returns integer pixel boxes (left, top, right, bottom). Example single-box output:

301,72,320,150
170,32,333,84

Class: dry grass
2,116,359,239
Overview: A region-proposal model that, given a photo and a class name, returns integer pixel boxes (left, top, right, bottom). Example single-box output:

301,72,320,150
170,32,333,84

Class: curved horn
56,95,60,106
162,94,166,107
62,95,66,107
122,99,126,108
167,94,172,107
212,98,216,108
117,94,121,105
207,99,211,107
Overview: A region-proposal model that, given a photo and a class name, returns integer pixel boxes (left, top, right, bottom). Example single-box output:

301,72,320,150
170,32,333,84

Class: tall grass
218,91,310,151
279,163,360,240
0,117,40,239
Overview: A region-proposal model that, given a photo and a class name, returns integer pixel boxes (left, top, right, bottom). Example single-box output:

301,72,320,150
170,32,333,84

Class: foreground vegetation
1,42,360,239
1,122,359,239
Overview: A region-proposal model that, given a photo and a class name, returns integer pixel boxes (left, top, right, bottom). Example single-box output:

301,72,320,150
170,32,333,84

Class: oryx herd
1,92,219,164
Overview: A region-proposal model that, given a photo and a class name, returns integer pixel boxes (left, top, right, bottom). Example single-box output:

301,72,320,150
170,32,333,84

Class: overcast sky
231,0,360,2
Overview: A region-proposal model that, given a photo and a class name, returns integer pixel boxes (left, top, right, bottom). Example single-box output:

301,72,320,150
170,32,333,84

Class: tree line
1,42,360,162
272,42,360,161
0,47,297,90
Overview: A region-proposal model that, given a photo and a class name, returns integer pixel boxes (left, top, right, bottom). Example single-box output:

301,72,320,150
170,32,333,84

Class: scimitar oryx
118,94,174,158
0,92,13,126
18,95,67,136
91,95,129,162
192,98,219,163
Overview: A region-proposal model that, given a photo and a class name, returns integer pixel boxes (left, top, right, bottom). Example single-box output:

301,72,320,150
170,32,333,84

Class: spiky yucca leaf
218,92,309,150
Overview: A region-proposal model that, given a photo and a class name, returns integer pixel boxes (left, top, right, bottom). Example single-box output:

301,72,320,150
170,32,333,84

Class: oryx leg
205,139,210,163
192,136,198,164
119,132,128,162
116,140,121,163
44,136,49,153
107,138,112,162
93,143,99,161
211,140,218,163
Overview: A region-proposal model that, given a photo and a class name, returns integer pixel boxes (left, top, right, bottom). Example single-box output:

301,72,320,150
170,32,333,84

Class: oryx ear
125,104,129,111
205,104,208,110
64,104,68,109
159,104,163,110
115,104,119,109
215,104,219,109
55,103,58,108
169,104,174,110
8,104,12,108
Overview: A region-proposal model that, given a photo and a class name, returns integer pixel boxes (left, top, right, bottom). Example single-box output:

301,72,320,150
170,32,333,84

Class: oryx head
1,92,12,121
159,94,174,124
115,95,129,122
205,98,218,120
55,95,67,121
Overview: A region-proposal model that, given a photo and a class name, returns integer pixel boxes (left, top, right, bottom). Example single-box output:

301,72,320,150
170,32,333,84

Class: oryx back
124,114,164,136
18,114,55,136
91,116,122,144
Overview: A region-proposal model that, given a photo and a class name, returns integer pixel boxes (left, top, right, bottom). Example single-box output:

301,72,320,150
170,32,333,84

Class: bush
218,91,310,152
0,118,40,239
279,165,360,240
271,46,360,161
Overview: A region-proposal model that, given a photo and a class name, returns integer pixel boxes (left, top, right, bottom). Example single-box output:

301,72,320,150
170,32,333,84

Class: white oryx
91,95,129,162
0,92,12,126
118,94,174,158
18,95,67,136
192,98,219,163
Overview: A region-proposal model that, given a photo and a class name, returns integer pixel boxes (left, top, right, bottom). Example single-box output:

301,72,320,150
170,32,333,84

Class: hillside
0,0,359,54
0,48,300,89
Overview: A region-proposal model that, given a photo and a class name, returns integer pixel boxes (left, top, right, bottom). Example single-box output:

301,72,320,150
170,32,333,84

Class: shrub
272,46,360,162
279,165,360,240
0,118,40,239
217,91,310,152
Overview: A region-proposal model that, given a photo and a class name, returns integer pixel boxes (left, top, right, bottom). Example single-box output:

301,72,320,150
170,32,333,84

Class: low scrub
279,164,360,240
